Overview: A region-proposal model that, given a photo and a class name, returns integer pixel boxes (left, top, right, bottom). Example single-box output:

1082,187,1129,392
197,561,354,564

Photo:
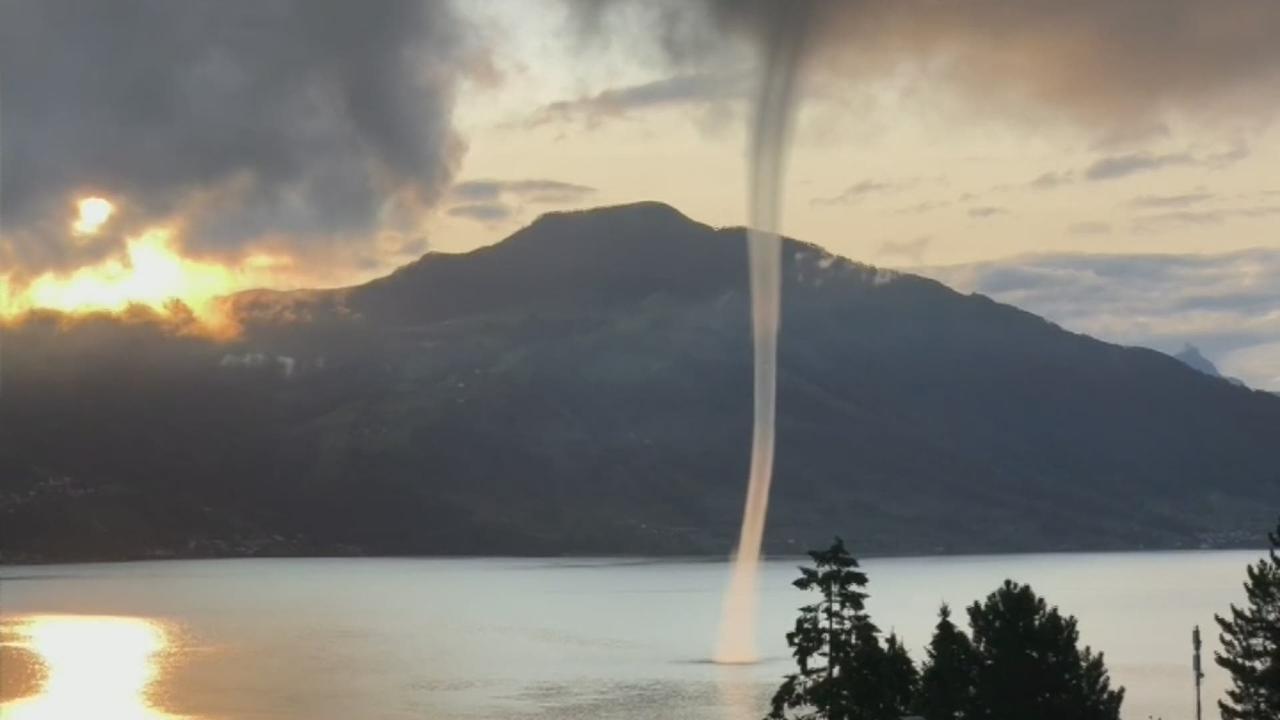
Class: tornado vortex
715,1,813,665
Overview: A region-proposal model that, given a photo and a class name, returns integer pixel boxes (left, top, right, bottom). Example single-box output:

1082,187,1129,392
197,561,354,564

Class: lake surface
0,551,1259,720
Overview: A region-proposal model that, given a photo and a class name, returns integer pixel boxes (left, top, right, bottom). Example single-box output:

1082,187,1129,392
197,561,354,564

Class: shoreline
1,542,1266,570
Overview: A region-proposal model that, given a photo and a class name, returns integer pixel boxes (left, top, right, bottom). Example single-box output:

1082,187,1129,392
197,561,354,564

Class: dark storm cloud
0,0,486,278
574,1,1280,133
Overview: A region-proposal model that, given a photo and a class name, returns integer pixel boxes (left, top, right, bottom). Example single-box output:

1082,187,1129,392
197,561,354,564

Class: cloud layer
528,72,749,126
579,0,1280,133
444,178,598,224
0,0,486,280
924,249,1280,390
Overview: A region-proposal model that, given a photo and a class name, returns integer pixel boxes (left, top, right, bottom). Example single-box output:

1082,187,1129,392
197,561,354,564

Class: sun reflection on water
0,615,180,720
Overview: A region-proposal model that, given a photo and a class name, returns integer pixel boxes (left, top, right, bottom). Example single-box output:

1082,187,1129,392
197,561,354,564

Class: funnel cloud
715,0,814,666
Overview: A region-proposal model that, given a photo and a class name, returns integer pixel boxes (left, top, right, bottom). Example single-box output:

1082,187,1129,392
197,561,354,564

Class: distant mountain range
3,202,1278,562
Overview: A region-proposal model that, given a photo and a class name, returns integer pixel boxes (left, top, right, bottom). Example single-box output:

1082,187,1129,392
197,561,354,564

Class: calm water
0,551,1259,720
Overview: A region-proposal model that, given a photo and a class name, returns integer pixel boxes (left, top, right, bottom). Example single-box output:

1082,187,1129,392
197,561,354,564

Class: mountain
1173,343,1248,387
1174,343,1223,377
3,202,1279,562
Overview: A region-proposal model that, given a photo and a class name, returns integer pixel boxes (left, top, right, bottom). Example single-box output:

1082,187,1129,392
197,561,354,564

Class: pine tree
1216,520,1280,719
966,580,1123,720
882,632,920,713
832,624,917,718
917,604,975,720
767,537,916,720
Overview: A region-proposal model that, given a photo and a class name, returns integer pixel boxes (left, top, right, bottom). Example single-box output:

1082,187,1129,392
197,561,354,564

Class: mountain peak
533,200,693,226
349,201,738,324
508,201,708,252
1174,343,1222,377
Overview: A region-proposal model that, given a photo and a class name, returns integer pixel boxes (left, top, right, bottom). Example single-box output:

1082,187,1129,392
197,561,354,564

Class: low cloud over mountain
924,248,1280,389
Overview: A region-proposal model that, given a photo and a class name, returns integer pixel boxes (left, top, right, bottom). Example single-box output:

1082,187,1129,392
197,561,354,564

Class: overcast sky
2,0,1279,385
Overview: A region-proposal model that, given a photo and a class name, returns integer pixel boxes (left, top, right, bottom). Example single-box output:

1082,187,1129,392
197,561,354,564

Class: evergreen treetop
1216,520,1280,720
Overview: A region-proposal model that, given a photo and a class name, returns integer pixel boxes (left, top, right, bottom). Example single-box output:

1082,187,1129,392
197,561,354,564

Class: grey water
0,551,1257,720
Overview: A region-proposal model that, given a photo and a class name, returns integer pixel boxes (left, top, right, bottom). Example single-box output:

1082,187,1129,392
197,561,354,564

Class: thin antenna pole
1193,625,1204,720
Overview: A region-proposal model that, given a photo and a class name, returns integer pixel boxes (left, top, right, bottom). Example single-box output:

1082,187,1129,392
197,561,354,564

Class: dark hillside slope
2,203,1277,561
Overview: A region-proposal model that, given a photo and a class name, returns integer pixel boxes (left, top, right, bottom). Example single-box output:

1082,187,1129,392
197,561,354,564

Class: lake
0,551,1259,720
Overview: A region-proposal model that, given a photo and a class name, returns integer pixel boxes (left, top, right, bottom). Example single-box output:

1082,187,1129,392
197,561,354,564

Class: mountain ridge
3,202,1278,563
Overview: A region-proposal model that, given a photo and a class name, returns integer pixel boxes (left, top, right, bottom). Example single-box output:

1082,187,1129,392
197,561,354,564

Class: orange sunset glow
0,199,292,332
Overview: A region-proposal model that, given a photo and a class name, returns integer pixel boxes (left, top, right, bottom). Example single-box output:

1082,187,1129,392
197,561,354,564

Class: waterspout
715,1,813,665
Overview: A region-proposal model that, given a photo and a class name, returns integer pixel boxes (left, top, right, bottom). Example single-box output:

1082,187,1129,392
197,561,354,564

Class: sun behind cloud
71,196,114,236
2,205,293,336
22,229,232,315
